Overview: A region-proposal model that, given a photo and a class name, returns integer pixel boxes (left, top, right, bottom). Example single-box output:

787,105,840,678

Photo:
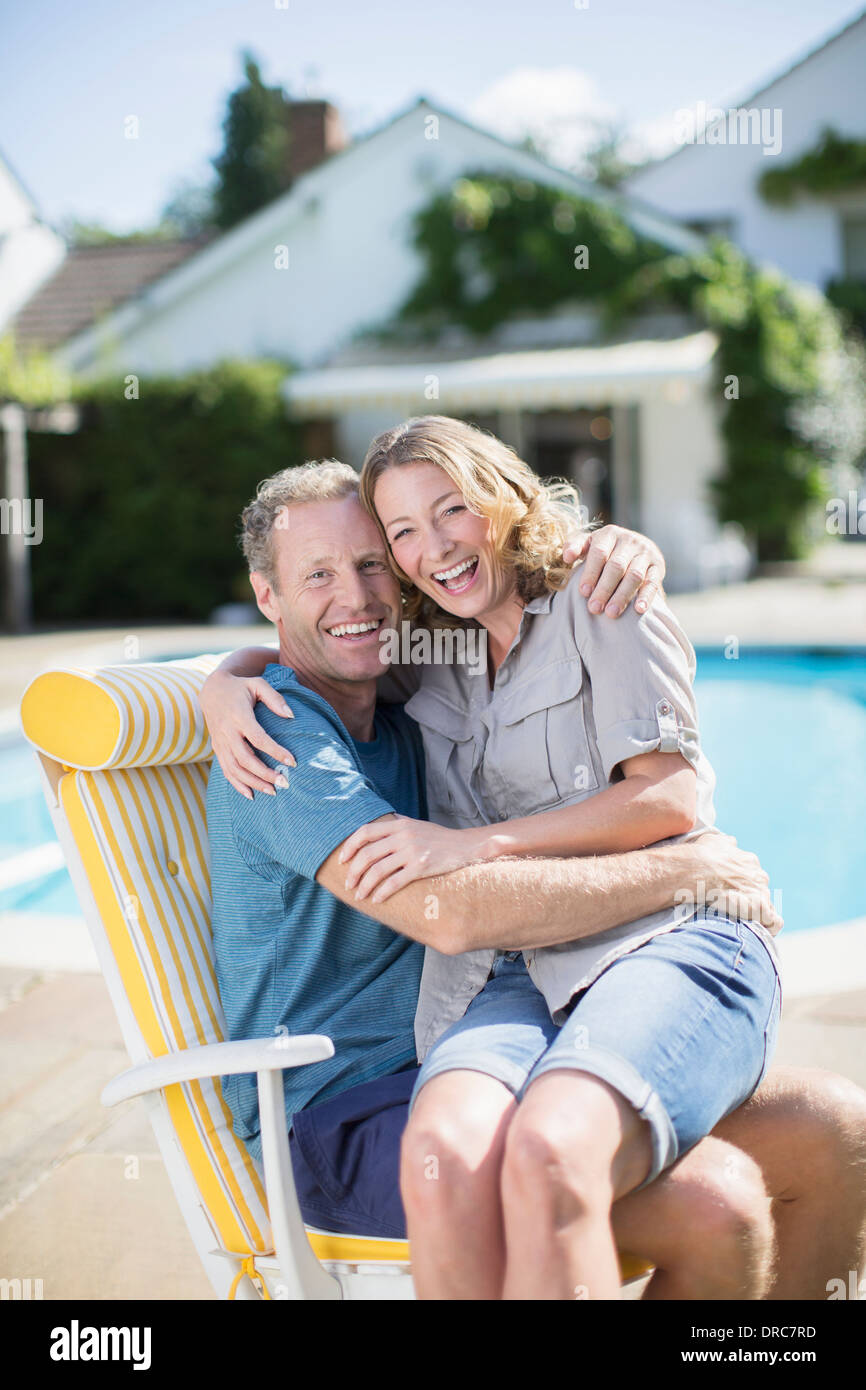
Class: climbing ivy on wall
758,128,866,205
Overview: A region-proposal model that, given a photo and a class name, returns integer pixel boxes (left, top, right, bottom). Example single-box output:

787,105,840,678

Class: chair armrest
102,1033,342,1299
101,1035,335,1107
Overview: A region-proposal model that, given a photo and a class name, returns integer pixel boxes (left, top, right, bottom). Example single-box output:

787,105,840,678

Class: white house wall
0,156,66,331
637,383,727,592
626,15,866,288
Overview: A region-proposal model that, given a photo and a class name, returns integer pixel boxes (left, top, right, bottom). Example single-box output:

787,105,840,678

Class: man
205,460,866,1300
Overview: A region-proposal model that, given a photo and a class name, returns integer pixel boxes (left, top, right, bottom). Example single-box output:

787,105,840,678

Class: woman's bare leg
400,1064,866,1301
499,1071,714,1300
400,1070,516,1299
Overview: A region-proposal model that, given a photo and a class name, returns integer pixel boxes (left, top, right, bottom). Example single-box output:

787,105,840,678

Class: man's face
250,494,401,685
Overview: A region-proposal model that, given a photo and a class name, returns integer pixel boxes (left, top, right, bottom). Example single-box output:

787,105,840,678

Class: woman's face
373,460,515,621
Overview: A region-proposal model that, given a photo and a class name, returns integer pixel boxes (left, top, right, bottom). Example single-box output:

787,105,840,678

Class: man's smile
324,617,386,642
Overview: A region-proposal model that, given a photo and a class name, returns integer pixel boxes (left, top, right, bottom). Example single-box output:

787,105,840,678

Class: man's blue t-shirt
207,663,427,1161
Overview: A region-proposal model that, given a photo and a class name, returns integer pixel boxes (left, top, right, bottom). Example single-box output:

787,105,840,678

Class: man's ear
249,571,280,625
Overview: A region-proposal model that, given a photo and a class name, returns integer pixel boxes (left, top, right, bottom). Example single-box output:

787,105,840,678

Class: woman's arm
344,596,703,900
340,750,695,901
473,749,696,858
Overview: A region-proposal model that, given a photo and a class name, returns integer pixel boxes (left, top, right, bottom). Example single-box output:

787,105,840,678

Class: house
625,8,866,293
0,149,65,333
12,96,751,591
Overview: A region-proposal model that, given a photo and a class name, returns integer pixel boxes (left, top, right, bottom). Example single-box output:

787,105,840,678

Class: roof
0,145,45,216
49,96,705,369
629,6,866,180
11,237,212,351
283,330,719,415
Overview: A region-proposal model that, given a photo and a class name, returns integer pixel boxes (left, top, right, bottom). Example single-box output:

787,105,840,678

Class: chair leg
256,1070,342,1301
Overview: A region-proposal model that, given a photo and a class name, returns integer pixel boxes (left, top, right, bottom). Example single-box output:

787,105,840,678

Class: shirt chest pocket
403,689,484,827
489,658,600,816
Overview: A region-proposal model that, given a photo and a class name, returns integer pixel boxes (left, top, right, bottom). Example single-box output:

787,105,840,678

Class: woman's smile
430,555,479,594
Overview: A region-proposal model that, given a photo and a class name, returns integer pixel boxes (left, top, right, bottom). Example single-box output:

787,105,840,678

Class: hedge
23,359,304,624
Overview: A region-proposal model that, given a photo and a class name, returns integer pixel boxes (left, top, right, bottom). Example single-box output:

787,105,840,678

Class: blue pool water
2,647,865,932
691,647,866,934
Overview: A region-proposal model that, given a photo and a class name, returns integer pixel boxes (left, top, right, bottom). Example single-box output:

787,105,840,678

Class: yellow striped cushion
21,655,229,770
61,759,272,1255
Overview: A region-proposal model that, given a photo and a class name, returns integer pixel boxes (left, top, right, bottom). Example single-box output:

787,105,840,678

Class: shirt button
658,700,672,715
167,860,179,876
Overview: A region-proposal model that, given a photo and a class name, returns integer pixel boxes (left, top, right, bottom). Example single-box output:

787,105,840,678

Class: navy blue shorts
289,1064,419,1239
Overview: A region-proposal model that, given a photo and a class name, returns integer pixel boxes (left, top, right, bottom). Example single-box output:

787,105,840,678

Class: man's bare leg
611,1138,776,1299
712,1066,866,1300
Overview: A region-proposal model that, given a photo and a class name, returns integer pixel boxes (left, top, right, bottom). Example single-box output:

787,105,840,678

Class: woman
205,416,782,1298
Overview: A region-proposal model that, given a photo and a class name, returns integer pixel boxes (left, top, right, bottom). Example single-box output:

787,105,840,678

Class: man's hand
689,832,783,935
562,524,666,617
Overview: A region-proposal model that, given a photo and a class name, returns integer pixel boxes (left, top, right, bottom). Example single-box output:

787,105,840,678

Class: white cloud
467,68,619,172
623,112,684,164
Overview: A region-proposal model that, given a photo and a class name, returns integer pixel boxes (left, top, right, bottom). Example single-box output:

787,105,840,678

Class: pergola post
1,400,79,634
1,402,32,633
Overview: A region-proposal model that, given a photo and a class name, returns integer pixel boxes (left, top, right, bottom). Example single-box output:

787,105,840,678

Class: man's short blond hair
240,459,360,588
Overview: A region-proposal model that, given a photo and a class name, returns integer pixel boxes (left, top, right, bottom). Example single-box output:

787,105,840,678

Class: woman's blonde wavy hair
359,415,589,629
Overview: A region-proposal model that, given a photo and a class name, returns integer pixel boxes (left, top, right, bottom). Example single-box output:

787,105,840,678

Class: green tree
580,123,644,189
212,52,293,231
158,178,217,239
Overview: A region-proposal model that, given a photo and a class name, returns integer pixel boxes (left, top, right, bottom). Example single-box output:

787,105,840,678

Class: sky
2,0,863,234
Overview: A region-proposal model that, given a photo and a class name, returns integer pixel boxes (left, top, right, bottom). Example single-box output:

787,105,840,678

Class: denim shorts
409,915,782,1189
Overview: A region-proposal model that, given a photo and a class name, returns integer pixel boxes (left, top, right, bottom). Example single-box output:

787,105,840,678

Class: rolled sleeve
573,592,701,783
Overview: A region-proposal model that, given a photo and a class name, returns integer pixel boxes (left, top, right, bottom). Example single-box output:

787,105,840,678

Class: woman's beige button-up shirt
402,574,779,1062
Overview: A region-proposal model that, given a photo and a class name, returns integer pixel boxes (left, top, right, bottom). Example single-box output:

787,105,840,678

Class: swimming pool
691,647,866,934
2,647,865,933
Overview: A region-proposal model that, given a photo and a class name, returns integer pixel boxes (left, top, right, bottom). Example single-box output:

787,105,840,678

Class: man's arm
315,823,778,955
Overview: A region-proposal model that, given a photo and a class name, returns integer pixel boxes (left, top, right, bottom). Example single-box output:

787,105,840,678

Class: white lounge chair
20,654,652,1300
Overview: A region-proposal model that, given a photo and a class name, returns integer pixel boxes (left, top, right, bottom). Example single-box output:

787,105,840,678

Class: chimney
286,101,349,178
